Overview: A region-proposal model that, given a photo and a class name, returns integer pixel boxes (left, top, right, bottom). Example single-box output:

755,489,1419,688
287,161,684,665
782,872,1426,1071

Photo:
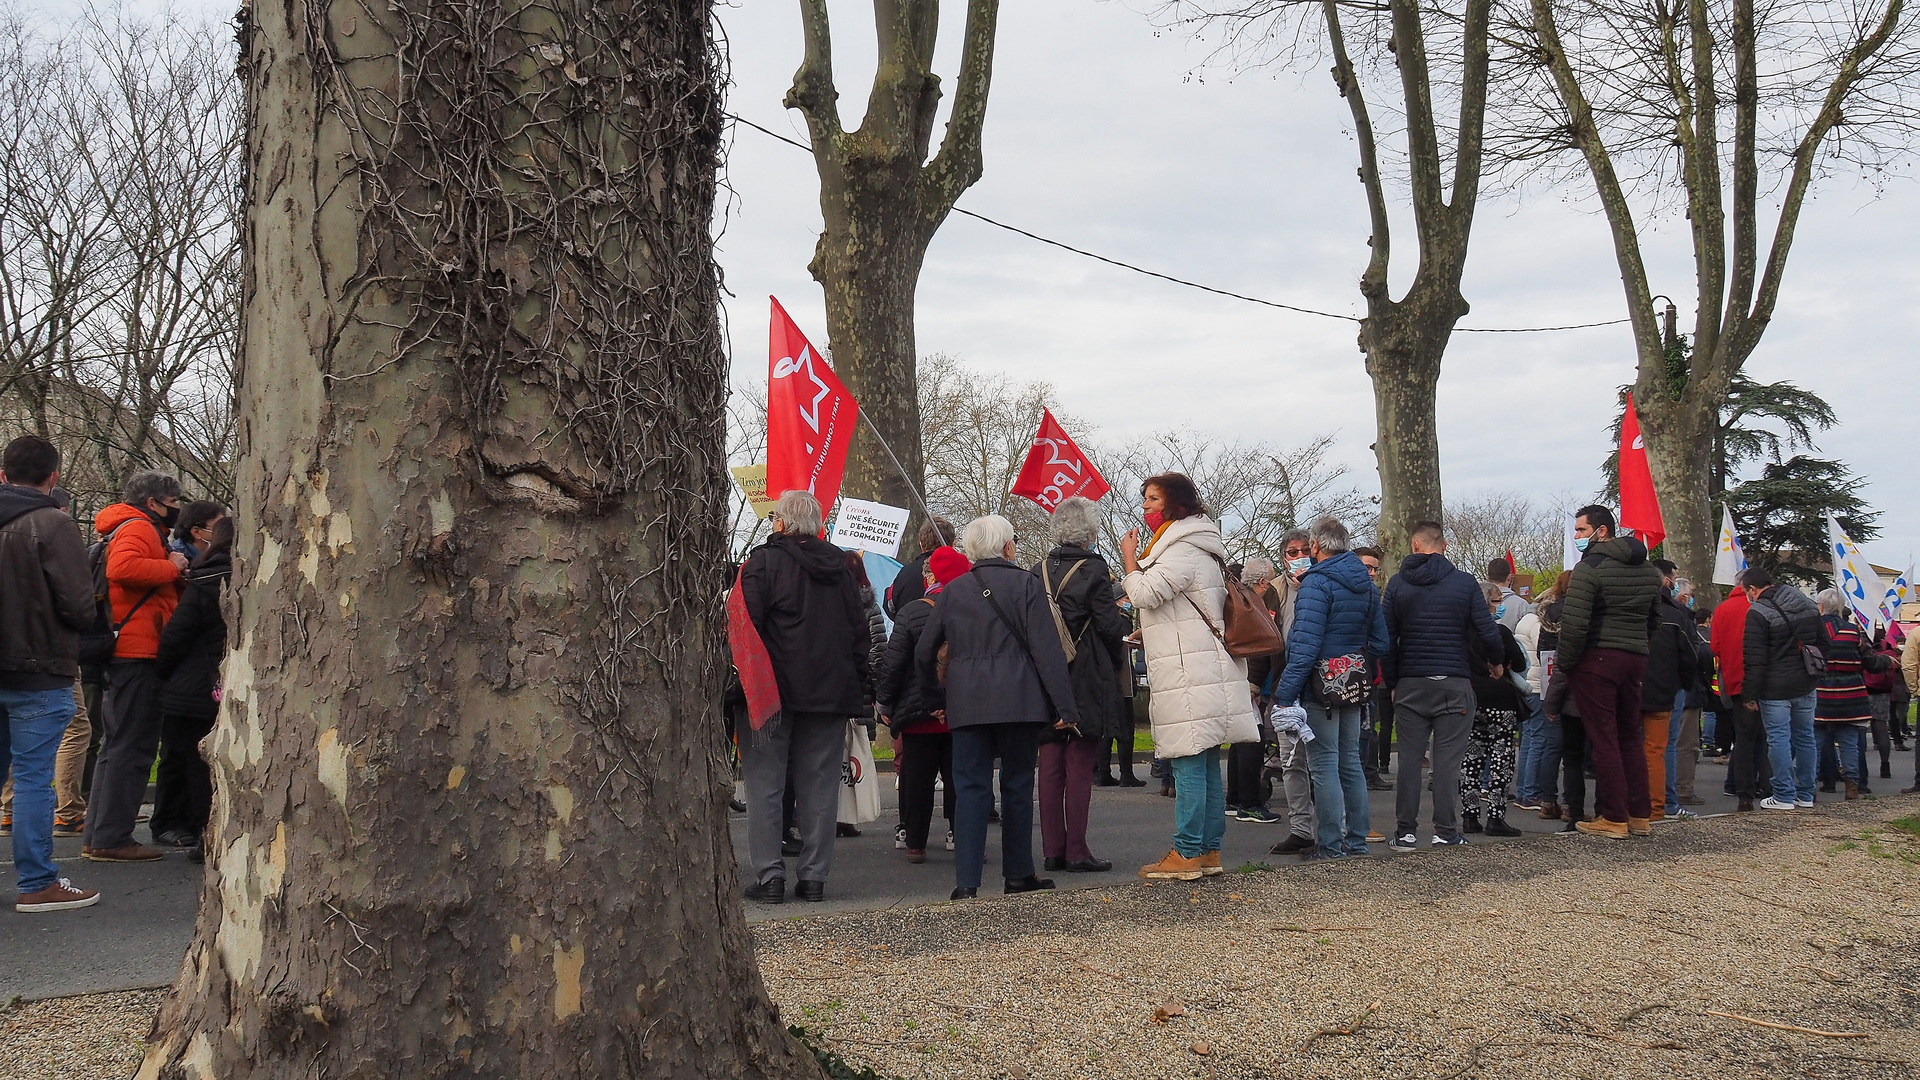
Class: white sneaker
944,828,955,851
1794,798,1814,808
893,824,907,850
1759,796,1798,811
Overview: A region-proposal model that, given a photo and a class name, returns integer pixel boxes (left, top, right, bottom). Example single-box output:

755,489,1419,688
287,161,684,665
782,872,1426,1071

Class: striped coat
1816,615,1873,724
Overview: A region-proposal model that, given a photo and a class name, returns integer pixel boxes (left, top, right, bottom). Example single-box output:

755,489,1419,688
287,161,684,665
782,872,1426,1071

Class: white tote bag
838,721,881,824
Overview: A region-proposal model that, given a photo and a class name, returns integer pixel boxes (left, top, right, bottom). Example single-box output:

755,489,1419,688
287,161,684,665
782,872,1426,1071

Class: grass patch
1236,861,1275,874
1828,840,1861,854
1883,814,1920,839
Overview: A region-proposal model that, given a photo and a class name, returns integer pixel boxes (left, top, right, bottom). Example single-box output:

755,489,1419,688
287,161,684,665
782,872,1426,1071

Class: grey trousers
1274,730,1316,839
741,711,845,887
84,660,162,851
1392,676,1475,840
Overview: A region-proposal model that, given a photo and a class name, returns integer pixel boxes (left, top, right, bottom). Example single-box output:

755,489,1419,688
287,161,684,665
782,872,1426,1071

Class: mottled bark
137,2,818,1078
786,0,1000,530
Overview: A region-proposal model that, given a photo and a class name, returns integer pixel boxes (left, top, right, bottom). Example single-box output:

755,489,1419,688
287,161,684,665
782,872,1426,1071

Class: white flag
1880,563,1913,625
1713,505,1747,586
1826,515,1885,626
1562,513,1580,570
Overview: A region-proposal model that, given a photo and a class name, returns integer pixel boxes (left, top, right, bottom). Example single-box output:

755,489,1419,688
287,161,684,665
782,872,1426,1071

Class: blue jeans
1304,702,1369,855
1168,748,1225,858
1,686,77,893
951,724,1039,890
1758,692,1818,803
1516,694,1553,803
1815,724,1865,784
1664,691,1685,813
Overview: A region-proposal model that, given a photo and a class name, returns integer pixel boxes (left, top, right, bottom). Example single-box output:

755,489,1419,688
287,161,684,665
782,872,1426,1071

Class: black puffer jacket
1382,552,1503,685
741,532,872,716
1556,537,1663,674
0,484,94,684
916,559,1080,731
154,552,230,720
1742,586,1821,701
1033,545,1133,743
1639,592,1699,712
876,590,943,731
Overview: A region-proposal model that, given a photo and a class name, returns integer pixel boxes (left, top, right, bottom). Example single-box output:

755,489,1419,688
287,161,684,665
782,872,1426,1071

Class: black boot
1004,875,1056,894
1462,810,1483,834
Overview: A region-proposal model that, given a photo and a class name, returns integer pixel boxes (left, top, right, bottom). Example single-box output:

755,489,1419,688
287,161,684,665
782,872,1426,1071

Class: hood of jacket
767,530,851,583
1304,550,1373,596
1141,515,1226,567
1587,535,1648,566
1396,551,1458,586
94,501,160,539
0,483,60,529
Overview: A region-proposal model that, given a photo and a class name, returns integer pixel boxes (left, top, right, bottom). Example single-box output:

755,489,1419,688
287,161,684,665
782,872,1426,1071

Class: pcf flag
1826,514,1885,626
1618,393,1666,554
766,297,856,518
1713,505,1748,586
1010,409,1110,512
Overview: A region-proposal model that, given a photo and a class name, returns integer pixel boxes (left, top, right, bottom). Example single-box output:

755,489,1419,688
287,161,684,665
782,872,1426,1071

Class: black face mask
155,503,180,530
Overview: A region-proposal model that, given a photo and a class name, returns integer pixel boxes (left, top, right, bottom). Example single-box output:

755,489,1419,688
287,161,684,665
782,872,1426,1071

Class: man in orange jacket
81,470,187,862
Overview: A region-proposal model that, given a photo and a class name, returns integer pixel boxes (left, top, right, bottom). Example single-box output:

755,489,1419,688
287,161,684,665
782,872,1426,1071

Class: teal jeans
1168,747,1225,858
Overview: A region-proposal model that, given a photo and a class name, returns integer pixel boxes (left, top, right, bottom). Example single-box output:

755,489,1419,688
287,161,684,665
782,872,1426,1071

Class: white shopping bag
839,721,881,824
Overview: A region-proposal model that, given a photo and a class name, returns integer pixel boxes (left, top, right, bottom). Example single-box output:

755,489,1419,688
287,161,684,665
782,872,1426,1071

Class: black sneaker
1044,856,1068,872
1004,875,1055,894
950,887,978,900
1389,832,1418,851
1269,833,1313,855
794,880,826,902
743,881,785,904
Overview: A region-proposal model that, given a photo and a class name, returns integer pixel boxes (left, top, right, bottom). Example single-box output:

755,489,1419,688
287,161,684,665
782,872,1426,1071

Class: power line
725,113,1630,335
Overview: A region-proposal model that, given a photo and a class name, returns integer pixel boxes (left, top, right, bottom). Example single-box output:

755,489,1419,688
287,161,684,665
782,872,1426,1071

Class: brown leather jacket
0,485,96,680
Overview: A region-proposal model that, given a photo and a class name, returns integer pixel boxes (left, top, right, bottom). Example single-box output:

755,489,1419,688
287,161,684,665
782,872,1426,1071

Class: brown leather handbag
1186,552,1284,659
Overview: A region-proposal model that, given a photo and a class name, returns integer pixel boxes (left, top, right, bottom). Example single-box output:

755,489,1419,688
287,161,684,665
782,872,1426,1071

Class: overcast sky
713,0,1918,566
77,0,1917,564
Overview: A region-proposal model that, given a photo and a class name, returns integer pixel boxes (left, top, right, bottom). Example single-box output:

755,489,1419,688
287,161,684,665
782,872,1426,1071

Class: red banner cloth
727,565,781,731
765,297,856,518
1619,392,1666,554
1011,409,1111,512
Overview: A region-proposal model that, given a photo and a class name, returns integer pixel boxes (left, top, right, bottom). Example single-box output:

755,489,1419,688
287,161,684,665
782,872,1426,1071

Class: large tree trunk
1363,330,1446,566
138,2,819,1077
1639,395,1719,592
809,188,931,522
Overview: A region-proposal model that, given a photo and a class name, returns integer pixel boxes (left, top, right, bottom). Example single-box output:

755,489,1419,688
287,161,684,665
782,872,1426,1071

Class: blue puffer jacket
1274,551,1390,706
1382,552,1503,685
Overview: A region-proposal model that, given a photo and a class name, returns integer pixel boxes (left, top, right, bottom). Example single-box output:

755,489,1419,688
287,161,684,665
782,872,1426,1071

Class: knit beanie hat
927,546,971,585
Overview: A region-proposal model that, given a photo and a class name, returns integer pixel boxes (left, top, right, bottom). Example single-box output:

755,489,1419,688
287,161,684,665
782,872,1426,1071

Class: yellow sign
730,464,777,519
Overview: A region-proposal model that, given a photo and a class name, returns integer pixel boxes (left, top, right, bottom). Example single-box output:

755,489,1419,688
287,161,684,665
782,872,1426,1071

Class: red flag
726,566,780,730
1505,550,1517,574
1619,392,1666,554
766,297,857,518
1011,408,1111,512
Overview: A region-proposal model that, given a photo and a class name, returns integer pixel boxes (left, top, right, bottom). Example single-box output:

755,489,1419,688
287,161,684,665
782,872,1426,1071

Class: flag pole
857,408,936,526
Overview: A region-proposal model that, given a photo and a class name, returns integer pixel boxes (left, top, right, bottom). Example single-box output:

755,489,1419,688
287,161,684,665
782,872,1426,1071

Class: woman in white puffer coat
1120,472,1261,881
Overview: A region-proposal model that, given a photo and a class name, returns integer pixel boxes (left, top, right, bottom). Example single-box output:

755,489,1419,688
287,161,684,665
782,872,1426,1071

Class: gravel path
1,989,161,1078
8,799,1916,1080
753,797,1920,1080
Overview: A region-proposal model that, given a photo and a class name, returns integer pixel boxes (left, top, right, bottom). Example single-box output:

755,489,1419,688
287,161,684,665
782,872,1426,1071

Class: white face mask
1287,557,1311,574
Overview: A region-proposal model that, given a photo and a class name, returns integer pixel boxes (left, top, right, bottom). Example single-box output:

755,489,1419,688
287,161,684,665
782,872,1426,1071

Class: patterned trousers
1461,708,1520,822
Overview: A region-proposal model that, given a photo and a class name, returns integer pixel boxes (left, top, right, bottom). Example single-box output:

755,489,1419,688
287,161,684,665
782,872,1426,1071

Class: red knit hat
927,546,971,585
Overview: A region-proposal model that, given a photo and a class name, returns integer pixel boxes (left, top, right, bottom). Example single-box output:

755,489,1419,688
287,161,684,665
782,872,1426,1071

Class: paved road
7,751,1907,1000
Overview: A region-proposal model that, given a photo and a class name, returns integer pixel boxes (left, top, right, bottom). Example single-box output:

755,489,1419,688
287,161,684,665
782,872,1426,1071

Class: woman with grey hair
1030,497,1132,873
1813,590,1881,799
918,514,1080,898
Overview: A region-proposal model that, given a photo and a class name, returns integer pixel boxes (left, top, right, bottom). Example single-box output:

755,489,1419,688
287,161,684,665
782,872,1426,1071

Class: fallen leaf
1152,999,1188,1025
1007,1068,1029,1080
1229,893,1244,900
1192,1041,1212,1056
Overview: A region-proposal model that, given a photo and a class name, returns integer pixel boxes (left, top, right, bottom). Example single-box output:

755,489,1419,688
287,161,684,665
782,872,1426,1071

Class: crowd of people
3,435,231,912
732,473,1920,902
7,430,1915,916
